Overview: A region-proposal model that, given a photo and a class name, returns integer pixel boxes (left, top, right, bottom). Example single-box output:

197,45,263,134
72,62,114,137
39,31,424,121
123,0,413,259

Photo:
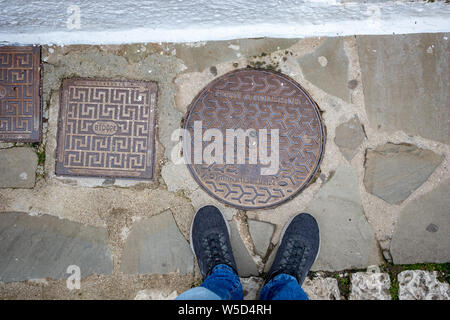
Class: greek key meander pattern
56,79,157,179
0,46,40,142
185,70,324,209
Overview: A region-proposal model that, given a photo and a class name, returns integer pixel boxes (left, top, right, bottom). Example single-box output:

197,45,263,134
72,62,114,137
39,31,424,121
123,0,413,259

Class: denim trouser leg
176,264,243,300
259,274,309,300
176,265,308,300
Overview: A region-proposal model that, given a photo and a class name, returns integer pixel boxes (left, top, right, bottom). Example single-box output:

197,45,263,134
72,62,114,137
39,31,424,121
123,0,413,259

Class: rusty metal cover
0,46,41,142
56,78,157,179
184,69,324,210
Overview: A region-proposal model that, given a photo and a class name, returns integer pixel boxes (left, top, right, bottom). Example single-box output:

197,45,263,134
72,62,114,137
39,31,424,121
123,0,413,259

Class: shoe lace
202,232,233,268
277,237,309,281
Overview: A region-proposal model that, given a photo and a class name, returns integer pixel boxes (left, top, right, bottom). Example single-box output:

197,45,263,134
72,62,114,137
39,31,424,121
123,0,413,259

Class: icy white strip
0,0,449,45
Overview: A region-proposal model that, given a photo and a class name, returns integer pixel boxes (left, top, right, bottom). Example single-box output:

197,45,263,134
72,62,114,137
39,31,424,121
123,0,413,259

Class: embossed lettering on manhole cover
56,78,157,179
0,46,41,142
183,69,324,210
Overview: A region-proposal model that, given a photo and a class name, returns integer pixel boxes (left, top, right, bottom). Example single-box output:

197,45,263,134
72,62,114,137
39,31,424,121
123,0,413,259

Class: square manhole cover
56,78,157,179
0,46,41,142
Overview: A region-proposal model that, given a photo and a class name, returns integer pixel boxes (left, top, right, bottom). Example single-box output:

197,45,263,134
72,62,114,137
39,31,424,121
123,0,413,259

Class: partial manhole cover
56,78,157,179
183,69,324,210
0,46,41,142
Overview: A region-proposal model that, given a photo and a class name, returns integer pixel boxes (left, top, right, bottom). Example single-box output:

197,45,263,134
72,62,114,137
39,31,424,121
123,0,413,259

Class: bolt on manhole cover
183,69,325,210
0,46,41,142
56,78,157,179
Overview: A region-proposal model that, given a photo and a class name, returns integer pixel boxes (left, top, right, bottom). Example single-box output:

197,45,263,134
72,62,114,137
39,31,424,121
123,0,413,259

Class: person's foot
266,213,320,286
190,205,238,279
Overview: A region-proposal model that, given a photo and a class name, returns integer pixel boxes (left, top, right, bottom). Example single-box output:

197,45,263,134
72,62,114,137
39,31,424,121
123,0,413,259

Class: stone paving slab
174,38,298,73
305,165,382,271
0,147,37,188
0,211,112,283
120,210,194,275
398,270,450,300
297,37,350,102
390,179,450,264
264,167,382,273
349,272,391,300
229,221,259,277
303,276,341,300
364,143,443,205
357,33,449,144
247,219,274,258
334,115,365,161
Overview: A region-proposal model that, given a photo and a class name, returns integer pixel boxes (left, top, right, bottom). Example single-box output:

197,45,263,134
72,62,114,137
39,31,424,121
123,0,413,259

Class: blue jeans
176,264,308,300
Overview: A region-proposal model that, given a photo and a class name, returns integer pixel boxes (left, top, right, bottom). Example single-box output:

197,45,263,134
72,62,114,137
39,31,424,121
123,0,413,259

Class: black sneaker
266,213,320,286
190,205,238,279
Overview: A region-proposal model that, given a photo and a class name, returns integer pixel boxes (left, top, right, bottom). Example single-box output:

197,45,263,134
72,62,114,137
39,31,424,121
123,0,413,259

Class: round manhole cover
183,69,325,210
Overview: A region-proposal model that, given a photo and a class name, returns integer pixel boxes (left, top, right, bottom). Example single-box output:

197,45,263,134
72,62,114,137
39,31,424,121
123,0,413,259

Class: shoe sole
189,208,232,259
276,213,321,268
